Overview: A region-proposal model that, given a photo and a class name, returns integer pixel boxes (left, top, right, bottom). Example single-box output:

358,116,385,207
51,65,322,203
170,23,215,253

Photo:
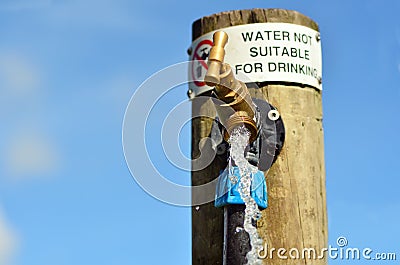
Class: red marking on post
191,39,213,87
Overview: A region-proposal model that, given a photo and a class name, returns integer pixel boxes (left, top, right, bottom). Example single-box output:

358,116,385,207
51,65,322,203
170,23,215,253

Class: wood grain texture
191,9,327,265
191,93,225,265
192,8,318,40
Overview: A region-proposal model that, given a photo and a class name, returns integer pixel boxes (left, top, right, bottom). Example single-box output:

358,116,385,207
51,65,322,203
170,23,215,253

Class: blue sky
0,0,399,264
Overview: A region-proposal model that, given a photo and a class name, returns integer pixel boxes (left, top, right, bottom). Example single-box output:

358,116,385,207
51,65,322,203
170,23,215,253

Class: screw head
316,33,321,42
268,110,280,121
187,47,193,56
187,89,193,98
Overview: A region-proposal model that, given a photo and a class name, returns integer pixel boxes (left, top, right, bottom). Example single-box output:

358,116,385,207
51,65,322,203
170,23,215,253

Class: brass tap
205,31,258,143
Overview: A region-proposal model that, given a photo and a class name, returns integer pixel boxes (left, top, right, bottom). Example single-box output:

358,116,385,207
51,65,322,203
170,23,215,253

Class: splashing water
229,125,264,265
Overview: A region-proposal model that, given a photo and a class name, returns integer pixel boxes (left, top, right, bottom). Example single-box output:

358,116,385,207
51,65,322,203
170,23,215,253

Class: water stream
229,125,264,265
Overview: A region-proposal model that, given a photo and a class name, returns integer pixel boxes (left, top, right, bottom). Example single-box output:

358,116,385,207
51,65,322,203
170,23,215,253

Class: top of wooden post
192,8,319,41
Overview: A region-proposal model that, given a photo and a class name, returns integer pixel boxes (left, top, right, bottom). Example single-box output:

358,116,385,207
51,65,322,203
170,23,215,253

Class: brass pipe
204,31,258,143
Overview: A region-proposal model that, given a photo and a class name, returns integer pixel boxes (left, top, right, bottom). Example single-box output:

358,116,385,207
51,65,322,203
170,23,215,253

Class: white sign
189,22,322,97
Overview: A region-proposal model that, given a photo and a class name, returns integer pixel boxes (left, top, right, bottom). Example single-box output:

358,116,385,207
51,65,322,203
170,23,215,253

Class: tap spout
204,31,258,143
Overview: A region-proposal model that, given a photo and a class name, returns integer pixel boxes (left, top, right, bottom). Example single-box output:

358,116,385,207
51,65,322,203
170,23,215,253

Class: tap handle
205,31,228,86
209,31,228,63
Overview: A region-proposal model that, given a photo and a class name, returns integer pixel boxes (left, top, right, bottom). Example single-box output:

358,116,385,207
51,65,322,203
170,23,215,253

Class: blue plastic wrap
214,166,268,209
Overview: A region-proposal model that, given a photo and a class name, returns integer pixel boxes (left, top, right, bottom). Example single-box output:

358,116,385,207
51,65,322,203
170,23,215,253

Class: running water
229,125,264,265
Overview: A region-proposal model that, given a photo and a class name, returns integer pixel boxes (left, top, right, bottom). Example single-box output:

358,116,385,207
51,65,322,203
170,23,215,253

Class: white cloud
0,53,59,181
3,132,60,180
0,52,41,97
0,52,44,130
0,208,17,265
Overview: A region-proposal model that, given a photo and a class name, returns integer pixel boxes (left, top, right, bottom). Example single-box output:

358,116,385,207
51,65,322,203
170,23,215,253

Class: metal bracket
211,98,285,171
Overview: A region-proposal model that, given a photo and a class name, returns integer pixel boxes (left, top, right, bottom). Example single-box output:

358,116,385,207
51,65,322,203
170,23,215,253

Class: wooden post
191,9,327,265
